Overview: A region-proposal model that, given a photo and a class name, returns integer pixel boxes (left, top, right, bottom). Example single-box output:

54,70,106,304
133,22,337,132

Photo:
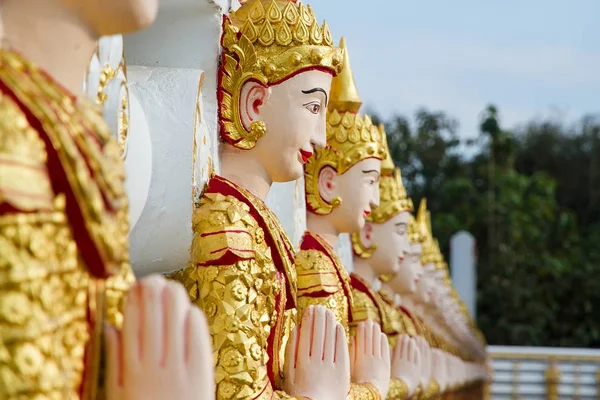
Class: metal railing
488,346,600,400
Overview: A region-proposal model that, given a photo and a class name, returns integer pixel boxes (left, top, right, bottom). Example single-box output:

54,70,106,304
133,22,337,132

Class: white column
118,0,308,274
450,230,477,319
121,0,228,275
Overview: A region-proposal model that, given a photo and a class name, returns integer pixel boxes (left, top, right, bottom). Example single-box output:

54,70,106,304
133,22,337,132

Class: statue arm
169,262,312,400
105,262,136,328
0,93,80,399
408,384,422,400
295,248,347,333
419,380,439,400
385,379,410,400
349,382,383,400
296,250,381,400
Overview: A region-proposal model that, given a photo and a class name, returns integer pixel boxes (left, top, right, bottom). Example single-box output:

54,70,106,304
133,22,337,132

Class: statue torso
0,49,133,399
295,231,354,338
169,175,297,398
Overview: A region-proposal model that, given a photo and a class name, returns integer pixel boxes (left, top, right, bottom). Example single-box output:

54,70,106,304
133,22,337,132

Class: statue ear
318,166,337,204
239,81,270,131
360,222,374,248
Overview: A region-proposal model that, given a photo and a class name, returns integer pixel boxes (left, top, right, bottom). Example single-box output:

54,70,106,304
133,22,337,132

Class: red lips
364,211,370,217
299,149,313,163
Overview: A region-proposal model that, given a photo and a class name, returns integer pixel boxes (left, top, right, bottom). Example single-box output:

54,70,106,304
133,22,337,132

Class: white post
120,0,230,276
450,230,477,319
119,0,308,274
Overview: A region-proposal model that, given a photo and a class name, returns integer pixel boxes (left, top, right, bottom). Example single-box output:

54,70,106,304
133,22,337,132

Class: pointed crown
219,0,344,149
419,200,442,265
305,37,385,215
367,167,413,224
408,214,424,244
379,124,395,176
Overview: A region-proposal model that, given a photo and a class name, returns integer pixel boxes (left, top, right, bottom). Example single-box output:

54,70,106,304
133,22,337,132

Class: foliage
377,105,600,348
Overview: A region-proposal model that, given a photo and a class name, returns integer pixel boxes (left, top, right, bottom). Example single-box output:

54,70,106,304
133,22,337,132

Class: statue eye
304,102,321,114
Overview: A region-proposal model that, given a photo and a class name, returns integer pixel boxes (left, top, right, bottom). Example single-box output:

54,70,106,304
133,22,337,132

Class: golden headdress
368,167,412,224
419,200,443,265
379,123,395,176
408,214,423,244
219,0,344,149
304,37,386,215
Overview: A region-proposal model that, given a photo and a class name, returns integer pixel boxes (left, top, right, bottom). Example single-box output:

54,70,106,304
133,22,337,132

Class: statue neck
352,257,377,285
403,295,423,315
306,212,339,248
2,0,97,95
380,281,393,296
220,144,273,201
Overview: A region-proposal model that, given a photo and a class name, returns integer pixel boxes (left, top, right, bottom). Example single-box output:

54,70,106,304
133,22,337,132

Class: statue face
59,0,158,35
414,261,434,304
319,157,382,232
391,242,422,295
242,70,333,182
363,211,409,277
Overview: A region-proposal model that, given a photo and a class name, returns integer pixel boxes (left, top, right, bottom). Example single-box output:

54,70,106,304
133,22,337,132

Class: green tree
376,104,600,348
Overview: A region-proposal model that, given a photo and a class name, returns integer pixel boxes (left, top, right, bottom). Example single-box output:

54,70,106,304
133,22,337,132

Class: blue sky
306,0,600,140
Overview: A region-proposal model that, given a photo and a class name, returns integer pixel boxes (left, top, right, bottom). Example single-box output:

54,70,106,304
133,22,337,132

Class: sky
306,0,600,140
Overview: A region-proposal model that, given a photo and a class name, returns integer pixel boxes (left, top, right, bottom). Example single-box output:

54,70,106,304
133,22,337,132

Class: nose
370,183,380,208
311,115,327,150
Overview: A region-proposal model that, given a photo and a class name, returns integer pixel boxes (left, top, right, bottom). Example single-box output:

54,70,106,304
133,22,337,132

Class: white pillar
115,0,308,275
450,230,477,319
121,0,228,275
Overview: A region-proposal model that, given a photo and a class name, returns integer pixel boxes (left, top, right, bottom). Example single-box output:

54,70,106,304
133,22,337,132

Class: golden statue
168,1,353,399
297,37,391,400
0,1,215,399
349,130,423,398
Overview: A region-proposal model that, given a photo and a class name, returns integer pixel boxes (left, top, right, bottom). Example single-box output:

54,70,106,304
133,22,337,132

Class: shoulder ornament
0,91,53,211
191,192,261,266
295,248,340,296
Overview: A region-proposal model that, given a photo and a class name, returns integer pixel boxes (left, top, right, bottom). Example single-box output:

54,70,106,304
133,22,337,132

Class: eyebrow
302,88,328,106
362,169,380,178
395,222,407,226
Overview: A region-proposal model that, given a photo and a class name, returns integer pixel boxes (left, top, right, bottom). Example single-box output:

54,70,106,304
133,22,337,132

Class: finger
104,323,122,392
140,275,167,364
380,333,390,367
364,320,374,356
297,307,314,363
123,283,142,371
310,306,327,359
392,342,400,363
349,336,356,367
186,306,214,382
402,335,410,360
323,311,337,362
413,344,421,366
163,281,190,366
335,324,349,370
285,327,299,385
373,323,382,358
407,338,415,362
356,321,366,356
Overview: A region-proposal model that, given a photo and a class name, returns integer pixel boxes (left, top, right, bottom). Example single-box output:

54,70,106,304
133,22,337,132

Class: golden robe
0,49,133,399
295,231,382,400
350,274,411,400
168,175,302,400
